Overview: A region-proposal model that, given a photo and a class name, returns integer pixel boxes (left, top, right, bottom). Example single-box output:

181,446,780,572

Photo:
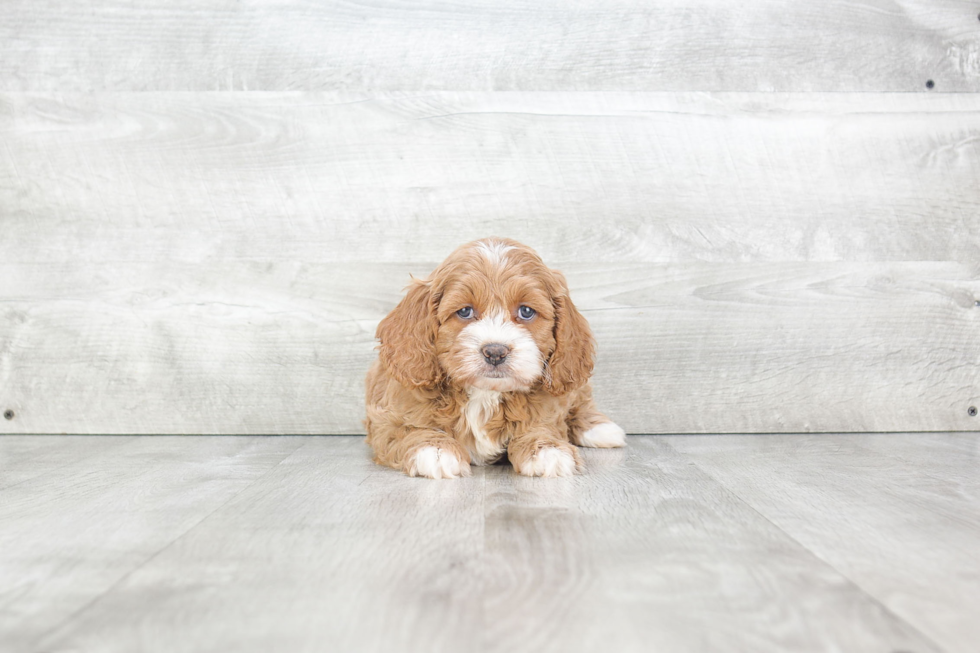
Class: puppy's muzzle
481,343,510,367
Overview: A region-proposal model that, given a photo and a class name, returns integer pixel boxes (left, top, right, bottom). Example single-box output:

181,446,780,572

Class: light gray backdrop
1,1,978,434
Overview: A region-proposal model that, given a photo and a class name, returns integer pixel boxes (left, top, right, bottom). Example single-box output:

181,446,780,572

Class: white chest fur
464,388,504,464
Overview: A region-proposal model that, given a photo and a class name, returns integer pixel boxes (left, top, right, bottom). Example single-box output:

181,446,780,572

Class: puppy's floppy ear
376,277,442,388
545,271,595,396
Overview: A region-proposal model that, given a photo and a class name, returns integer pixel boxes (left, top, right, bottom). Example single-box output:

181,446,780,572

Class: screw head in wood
969,406,978,417
3,410,13,420
925,79,935,89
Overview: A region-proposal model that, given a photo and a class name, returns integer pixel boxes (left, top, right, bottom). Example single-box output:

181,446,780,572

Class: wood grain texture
0,436,306,647
3,434,966,653
3,92,979,265
0,435,135,491
2,61,979,436
586,261,980,434
2,261,977,435
483,437,942,652
668,432,980,653
30,437,486,653
1,1,978,92
0,435,135,489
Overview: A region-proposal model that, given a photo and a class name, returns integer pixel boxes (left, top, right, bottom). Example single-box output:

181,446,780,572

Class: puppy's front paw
516,445,580,478
408,446,471,479
578,422,627,448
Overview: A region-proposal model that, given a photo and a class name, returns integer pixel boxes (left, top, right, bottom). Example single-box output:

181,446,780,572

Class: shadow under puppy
365,237,625,478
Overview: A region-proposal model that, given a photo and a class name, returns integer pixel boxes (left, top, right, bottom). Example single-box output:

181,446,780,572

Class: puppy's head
376,238,594,395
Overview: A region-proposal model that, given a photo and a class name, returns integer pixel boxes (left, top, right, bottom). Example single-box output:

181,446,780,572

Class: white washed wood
0,436,306,648
0,435,135,491
0,1,978,92
3,93,979,434
667,433,980,653
32,437,486,653
2,435,946,653
1,261,977,435
483,439,940,653
3,93,979,265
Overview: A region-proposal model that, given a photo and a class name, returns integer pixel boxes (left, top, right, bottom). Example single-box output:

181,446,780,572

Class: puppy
365,237,626,478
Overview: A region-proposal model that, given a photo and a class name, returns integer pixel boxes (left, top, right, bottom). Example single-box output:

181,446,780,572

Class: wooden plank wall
1,1,978,435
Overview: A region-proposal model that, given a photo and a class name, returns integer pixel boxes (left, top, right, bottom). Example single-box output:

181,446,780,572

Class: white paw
578,422,627,448
408,446,471,479
519,446,578,478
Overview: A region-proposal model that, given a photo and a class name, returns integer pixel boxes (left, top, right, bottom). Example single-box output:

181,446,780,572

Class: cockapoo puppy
365,237,626,478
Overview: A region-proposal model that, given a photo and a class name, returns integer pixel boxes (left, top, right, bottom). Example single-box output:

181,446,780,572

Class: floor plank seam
32,437,312,648
5,435,974,651
0,435,138,493
656,438,949,653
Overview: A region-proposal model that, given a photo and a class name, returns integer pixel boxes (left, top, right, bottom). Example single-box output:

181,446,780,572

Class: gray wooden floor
2,434,977,653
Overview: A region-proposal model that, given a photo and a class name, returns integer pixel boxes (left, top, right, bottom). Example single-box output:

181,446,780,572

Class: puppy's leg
368,423,471,479
508,428,583,478
405,434,472,479
566,389,626,449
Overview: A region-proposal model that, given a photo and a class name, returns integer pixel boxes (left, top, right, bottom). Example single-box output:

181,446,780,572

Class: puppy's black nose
482,343,510,367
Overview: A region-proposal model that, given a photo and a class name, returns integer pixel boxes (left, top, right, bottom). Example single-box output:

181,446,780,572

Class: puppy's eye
456,307,474,320
517,305,536,321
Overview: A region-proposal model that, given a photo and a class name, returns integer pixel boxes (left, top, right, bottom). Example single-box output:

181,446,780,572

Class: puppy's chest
462,389,510,464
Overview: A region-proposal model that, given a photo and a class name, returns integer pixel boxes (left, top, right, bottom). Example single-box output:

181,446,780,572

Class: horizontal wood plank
2,261,976,435
3,91,978,434
0,1,978,92
2,92,979,265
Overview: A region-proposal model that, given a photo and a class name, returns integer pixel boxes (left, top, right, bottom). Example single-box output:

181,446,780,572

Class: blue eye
517,305,536,320
456,307,474,319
